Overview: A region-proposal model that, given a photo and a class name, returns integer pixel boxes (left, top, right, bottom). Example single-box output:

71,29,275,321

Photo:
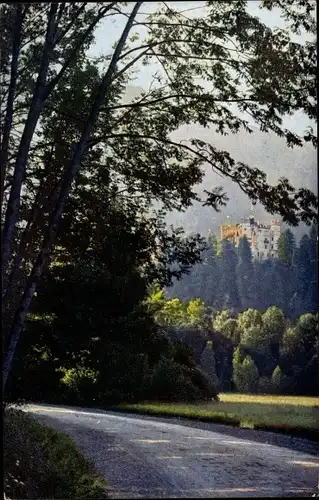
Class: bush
144,357,218,403
97,347,150,405
144,358,188,401
271,365,295,394
59,366,98,405
187,366,219,401
257,376,273,394
199,341,220,390
4,408,107,499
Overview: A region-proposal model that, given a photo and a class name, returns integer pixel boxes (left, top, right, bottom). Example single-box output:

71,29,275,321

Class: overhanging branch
89,132,247,191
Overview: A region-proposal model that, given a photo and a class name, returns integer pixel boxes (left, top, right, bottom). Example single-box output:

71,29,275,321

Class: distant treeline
167,225,318,319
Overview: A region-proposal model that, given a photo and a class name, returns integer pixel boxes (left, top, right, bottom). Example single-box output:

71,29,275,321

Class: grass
3,406,108,499
111,393,319,440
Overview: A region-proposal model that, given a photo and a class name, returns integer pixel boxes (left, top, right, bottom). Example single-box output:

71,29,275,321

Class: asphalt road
27,405,319,498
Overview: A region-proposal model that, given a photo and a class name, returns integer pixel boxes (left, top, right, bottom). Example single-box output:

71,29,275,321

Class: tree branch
90,132,247,191
117,36,196,62
2,143,57,308
112,36,210,83
56,2,67,27
54,2,86,46
0,4,24,208
45,3,118,97
102,93,263,112
146,52,243,62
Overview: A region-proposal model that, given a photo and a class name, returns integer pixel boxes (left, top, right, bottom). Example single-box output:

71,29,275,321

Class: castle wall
220,217,281,260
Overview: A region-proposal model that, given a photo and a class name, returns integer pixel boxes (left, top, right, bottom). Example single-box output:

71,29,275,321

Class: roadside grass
112,393,319,440
4,406,107,499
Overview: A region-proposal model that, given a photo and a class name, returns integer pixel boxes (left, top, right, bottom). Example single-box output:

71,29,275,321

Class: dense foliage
167,226,318,319
6,200,217,404
7,223,317,403
162,227,318,396
148,288,318,396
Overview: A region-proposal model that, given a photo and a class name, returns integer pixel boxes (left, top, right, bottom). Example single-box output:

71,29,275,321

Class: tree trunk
0,4,24,208
1,3,58,277
2,144,59,306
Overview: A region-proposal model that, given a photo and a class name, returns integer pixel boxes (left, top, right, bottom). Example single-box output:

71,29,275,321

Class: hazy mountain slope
123,87,317,240
168,124,317,240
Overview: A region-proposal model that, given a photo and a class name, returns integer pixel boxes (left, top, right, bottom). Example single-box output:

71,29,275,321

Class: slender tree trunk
2,144,56,305
2,172,64,352
1,3,58,278
2,1,143,393
0,4,24,208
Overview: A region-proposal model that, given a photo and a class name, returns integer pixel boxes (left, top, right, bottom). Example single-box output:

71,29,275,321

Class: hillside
124,87,317,240
168,124,317,240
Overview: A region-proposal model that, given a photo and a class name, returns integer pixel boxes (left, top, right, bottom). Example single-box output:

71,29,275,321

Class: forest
167,226,318,318
7,226,318,403
161,226,318,397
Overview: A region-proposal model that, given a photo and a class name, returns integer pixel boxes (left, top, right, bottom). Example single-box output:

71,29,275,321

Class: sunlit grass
114,393,319,434
219,393,318,407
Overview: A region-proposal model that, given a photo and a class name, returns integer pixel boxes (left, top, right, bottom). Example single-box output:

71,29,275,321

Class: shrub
144,358,188,401
97,348,150,404
187,365,220,401
257,376,273,394
58,366,98,405
4,408,107,499
143,357,218,402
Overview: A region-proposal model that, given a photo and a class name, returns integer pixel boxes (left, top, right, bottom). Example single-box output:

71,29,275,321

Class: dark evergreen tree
289,246,302,318
254,259,272,311
237,236,256,311
192,246,214,304
277,229,296,266
258,260,285,311
306,224,319,314
167,224,316,321
199,341,220,390
273,261,289,314
201,237,222,306
167,235,221,308
217,239,241,313
295,234,313,316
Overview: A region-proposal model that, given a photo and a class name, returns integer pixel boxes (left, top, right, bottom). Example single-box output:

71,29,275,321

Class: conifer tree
237,236,256,310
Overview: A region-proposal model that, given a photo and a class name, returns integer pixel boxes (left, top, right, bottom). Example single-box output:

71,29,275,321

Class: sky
88,1,316,136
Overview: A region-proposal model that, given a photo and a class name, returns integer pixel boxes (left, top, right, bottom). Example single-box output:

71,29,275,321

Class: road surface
27,405,319,498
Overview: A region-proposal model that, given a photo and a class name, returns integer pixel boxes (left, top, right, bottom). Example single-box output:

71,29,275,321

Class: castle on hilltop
220,216,281,260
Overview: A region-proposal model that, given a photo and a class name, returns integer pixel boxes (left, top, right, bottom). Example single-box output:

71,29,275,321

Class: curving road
27,405,318,498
